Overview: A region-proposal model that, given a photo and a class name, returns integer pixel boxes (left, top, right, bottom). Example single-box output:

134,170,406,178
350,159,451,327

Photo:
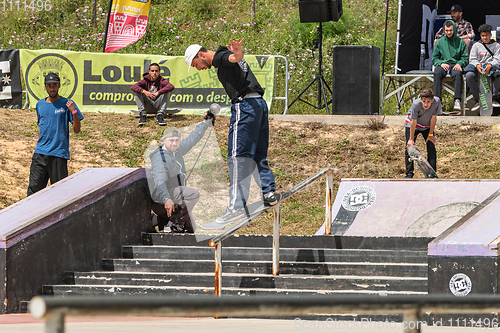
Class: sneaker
215,207,246,224
405,174,413,179
138,113,147,126
471,101,480,112
493,101,500,108
453,99,461,111
156,113,166,126
263,192,281,207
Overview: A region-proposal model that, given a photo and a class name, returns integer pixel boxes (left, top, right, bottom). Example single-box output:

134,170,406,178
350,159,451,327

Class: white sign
449,273,472,297
341,186,376,211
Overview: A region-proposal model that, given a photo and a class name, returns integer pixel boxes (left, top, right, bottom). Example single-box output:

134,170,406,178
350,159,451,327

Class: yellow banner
111,0,151,16
19,49,275,114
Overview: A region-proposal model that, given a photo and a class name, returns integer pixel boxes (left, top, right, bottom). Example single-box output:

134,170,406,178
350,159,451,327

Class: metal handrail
209,168,337,296
29,294,500,333
270,55,289,114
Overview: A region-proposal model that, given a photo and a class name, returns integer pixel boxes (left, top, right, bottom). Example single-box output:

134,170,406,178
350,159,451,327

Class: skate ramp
429,187,500,256
317,179,500,238
0,168,151,313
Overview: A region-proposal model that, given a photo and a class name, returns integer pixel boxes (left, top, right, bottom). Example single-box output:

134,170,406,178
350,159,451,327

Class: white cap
184,44,202,73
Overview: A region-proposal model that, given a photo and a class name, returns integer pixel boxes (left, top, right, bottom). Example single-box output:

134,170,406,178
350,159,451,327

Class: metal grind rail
29,294,500,333
208,168,337,296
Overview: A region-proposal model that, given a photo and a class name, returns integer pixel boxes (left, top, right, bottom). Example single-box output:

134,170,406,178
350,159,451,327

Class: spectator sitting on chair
464,24,500,112
405,88,442,179
131,63,174,127
149,113,214,233
434,5,475,52
432,20,468,112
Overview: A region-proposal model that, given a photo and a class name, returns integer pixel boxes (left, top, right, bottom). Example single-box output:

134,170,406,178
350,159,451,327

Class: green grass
0,0,400,114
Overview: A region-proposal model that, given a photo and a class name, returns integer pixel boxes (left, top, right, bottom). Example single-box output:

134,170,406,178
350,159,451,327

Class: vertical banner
398,0,437,74
0,49,23,109
104,0,151,53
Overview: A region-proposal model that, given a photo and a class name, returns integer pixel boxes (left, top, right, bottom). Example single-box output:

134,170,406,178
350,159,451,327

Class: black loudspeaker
332,46,380,115
299,0,343,23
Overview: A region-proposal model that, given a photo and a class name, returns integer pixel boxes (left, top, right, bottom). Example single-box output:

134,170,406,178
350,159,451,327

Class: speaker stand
288,22,332,114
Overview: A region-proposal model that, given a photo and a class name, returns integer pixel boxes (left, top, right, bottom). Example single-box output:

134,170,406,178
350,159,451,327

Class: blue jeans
227,97,276,209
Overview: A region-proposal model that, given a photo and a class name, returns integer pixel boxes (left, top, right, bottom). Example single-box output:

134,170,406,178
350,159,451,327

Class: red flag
103,0,151,53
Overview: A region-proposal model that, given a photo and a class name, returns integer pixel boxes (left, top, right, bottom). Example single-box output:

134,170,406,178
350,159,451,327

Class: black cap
44,72,60,84
162,127,181,138
448,5,462,13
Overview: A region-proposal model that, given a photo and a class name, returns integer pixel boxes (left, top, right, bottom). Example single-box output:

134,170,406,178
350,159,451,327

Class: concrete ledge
270,114,500,126
0,168,152,313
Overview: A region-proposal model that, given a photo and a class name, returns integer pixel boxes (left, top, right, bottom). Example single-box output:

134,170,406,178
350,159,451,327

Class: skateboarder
149,113,215,233
184,39,279,224
131,63,175,126
404,89,442,178
464,24,500,112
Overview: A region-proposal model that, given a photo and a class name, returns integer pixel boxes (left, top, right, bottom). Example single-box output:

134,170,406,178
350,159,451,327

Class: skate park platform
269,114,500,126
0,168,152,313
2,169,500,320
317,178,500,299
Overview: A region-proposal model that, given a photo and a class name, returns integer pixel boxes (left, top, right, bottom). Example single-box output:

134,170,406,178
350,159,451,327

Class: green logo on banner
25,53,78,101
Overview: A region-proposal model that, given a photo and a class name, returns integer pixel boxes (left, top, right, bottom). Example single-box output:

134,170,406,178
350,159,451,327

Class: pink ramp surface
429,188,500,256
0,167,142,248
317,179,500,238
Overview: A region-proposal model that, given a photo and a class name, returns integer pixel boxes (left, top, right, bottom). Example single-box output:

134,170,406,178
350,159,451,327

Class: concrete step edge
48,284,428,295
72,271,428,281
106,258,428,266
126,245,428,254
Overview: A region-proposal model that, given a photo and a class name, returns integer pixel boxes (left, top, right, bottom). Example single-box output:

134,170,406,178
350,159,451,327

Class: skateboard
479,71,493,117
407,145,438,178
200,197,284,230
130,109,182,115
441,110,461,116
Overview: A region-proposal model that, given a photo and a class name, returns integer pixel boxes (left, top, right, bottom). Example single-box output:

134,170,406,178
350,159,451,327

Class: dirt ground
1,108,500,234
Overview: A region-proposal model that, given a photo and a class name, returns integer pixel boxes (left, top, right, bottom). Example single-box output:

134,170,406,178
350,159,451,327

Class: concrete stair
43,234,429,298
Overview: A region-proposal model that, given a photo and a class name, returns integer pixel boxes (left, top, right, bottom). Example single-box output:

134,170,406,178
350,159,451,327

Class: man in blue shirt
27,72,84,196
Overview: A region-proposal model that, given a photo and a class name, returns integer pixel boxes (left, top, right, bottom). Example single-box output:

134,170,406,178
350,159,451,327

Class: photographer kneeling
149,113,215,233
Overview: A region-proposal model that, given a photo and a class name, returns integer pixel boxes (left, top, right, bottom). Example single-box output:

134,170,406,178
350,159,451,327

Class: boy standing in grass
404,88,442,178
27,73,84,196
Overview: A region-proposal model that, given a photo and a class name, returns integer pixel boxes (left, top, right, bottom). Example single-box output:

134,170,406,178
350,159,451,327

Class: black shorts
27,153,68,196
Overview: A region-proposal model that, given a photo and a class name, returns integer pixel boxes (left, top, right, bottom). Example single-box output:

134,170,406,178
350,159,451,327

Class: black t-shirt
212,46,264,104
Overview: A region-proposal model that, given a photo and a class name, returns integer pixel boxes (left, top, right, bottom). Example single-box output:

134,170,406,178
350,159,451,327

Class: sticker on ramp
341,186,376,211
449,273,472,297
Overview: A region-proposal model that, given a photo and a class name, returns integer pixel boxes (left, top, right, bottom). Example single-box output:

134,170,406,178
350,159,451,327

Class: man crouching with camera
149,113,215,233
